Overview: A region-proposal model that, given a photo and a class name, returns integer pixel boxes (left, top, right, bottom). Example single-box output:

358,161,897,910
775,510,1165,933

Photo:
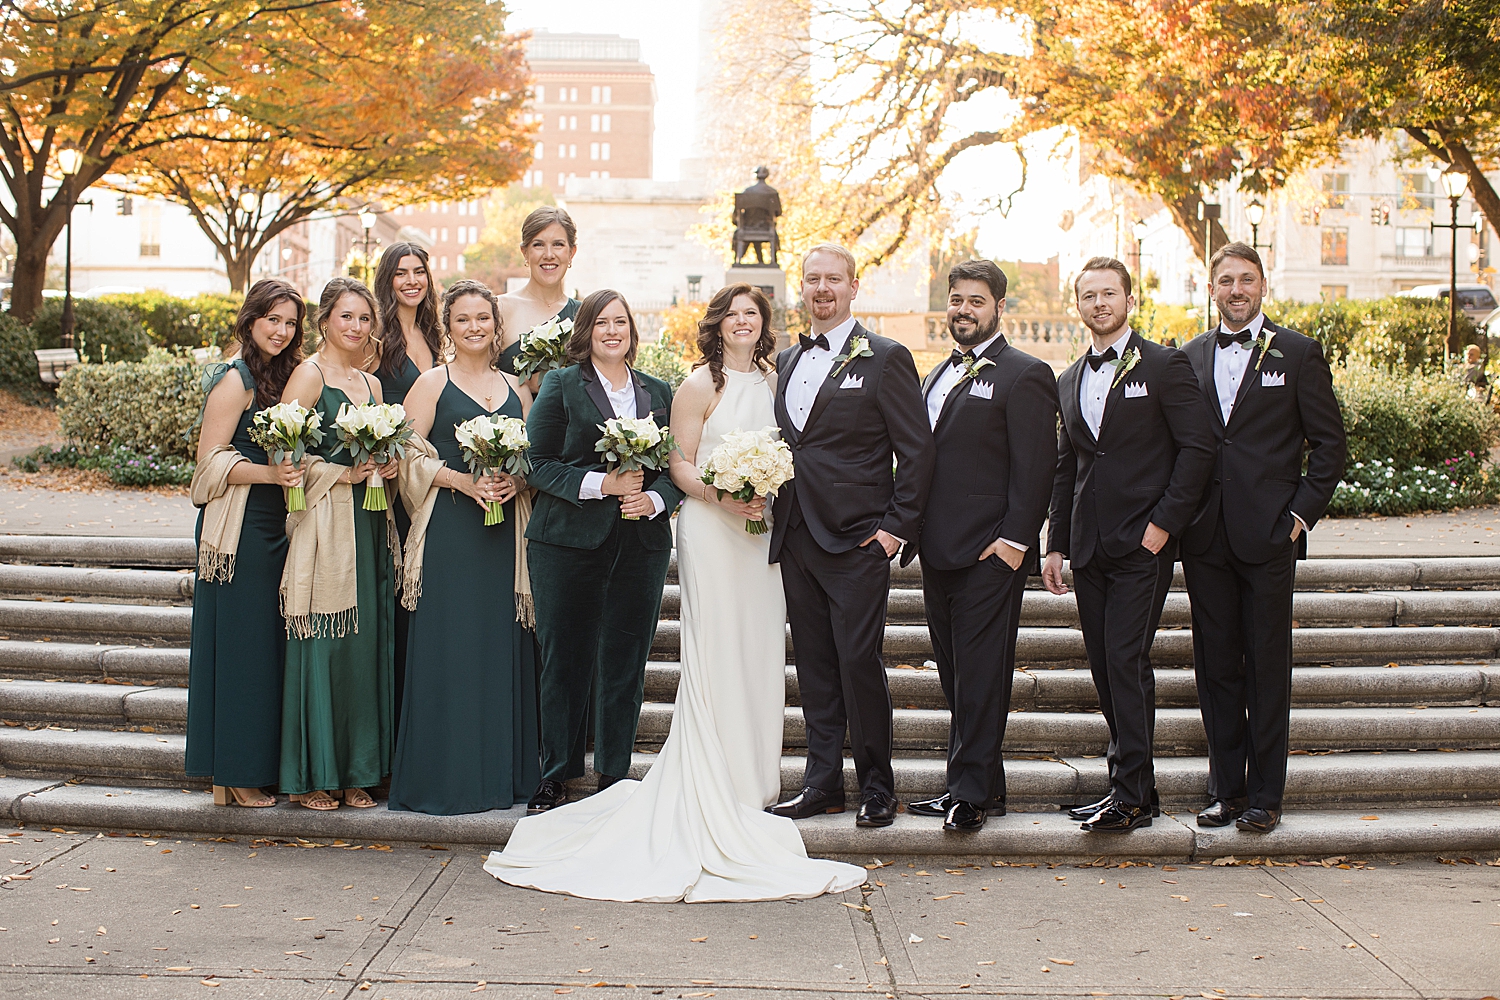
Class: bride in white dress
485,284,866,902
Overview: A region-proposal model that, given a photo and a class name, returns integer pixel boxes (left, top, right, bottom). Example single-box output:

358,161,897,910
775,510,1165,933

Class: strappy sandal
291,791,339,811
342,788,376,808
213,785,276,808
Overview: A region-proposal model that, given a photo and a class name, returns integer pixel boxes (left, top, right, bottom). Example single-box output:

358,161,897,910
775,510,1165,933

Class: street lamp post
1199,201,1221,328
1244,199,1274,258
56,144,84,350
1130,219,1148,296
1431,167,1475,363
358,208,377,285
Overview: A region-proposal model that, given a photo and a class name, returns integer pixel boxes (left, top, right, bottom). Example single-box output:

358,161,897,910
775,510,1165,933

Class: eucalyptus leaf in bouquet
248,402,323,512
333,402,414,511
454,413,531,526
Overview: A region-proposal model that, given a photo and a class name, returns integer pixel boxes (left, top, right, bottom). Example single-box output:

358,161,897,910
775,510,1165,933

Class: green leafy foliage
29,298,150,363
97,291,243,350
1268,297,1480,371
1328,454,1498,517
634,342,690,390
56,355,204,459
0,312,44,402
16,442,193,486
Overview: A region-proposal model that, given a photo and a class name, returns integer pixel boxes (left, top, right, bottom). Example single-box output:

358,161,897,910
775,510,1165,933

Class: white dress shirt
1213,311,1264,424
579,370,665,517
785,315,857,432
926,332,1001,428
1080,326,1133,440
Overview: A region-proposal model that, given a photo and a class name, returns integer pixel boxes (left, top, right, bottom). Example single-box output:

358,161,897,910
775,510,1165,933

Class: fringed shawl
189,445,249,584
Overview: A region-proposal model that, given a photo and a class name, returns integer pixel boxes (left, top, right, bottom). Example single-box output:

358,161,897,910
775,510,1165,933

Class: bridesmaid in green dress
389,279,539,814
372,242,443,726
186,279,306,808
278,277,400,811
498,206,580,390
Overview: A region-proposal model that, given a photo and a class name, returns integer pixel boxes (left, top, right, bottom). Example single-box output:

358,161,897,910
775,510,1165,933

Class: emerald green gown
186,361,288,788
497,298,579,377
278,373,396,795
377,354,421,732
387,373,539,814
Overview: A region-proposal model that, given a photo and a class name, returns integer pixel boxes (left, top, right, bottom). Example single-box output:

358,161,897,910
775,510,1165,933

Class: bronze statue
732,166,781,266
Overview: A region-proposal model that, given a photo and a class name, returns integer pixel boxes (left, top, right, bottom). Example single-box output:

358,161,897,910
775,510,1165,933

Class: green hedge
634,342,689,389
0,312,44,401
56,354,204,459
29,297,151,363
17,443,194,487
96,291,242,350
1269,297,1480,371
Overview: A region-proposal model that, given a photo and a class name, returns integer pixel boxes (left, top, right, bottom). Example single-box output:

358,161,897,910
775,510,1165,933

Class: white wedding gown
484,367,866,902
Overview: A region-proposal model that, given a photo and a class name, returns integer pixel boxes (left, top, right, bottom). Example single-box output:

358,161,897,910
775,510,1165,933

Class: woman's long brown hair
694,282,777,391
234,278,306,408
373,242,442,379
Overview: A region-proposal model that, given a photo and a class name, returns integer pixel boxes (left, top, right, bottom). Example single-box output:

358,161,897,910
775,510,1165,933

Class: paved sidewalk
0,830,1494,999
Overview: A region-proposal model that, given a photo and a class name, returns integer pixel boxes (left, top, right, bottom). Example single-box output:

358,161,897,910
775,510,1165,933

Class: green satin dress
387,373,539,814
186,361,288,788
498,298,580,377
278,373,397,795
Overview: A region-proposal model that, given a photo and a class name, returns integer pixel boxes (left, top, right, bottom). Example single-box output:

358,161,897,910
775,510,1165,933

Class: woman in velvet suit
523,289,683,813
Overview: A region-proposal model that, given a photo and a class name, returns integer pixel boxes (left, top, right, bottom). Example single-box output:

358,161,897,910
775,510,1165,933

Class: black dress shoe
943,800,986,832
767,786,845,819
1080,801,1152,832
855,794,898,828
1197,797,1248,827
909,793,1006,818
596,773,624,793
527,778,566,814
1235,807,1281,833
1068,793,1113,821
1150,787,1161,818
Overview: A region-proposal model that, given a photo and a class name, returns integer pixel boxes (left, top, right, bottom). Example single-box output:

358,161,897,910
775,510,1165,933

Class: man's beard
1081,310,1127,339
948,310,1001,347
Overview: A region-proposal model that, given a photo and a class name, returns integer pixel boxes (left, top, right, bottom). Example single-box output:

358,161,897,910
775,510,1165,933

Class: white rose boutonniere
1109,346,1142,389
829,334,874,379
1251,328,1282,371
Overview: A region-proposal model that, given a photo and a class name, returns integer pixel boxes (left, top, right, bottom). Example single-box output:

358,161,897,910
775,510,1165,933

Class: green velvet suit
526,362,683,782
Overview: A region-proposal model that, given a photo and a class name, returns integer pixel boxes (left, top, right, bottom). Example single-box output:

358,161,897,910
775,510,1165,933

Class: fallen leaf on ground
1049,958,1075,965
689,936,707,943
908,934,922,943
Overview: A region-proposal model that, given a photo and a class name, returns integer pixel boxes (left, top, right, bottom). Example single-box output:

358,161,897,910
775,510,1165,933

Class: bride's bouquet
513,314,574,382
454,413,532,526
595,415,677,520
700,426,794,535
248,402,323,512
333,402,414,511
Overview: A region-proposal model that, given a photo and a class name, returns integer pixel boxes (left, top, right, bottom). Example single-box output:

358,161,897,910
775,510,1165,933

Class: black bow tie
950,349,975,369
799,333,830,352
1086,346,1118,372
1217,328,1253,349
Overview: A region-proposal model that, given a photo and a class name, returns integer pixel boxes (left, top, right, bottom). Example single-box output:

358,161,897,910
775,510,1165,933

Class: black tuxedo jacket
906,336,1058,573
1180,320,1347,563
1047,331,1215,568
768,322,934,562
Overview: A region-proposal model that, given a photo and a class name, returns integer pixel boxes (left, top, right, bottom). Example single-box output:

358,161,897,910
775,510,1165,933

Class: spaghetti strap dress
498,298,579,377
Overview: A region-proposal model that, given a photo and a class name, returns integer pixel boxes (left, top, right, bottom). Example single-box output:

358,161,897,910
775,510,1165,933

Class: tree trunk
224,252,253,294
7,244,50,323
1165,191,1232,261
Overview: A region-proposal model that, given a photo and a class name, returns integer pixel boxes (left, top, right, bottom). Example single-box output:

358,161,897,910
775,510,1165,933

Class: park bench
34,348,80,384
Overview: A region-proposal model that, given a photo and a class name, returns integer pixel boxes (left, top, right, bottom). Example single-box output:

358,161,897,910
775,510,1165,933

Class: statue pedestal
727,265,790,349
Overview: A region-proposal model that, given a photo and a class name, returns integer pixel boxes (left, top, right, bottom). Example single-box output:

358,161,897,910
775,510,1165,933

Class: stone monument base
727,264,790,349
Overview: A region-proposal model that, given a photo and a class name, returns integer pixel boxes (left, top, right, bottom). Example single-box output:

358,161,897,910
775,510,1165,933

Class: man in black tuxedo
1181,242,1346,834
767,243,934,828
1043,257,1214,832
902,260,1057,832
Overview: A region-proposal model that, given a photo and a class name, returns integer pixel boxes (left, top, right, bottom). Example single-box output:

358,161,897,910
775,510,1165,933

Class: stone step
0,535,197,569
0,728,1494,809
0,563,195,604
0,641,188,682
5,774,1496,859
0,599,190,641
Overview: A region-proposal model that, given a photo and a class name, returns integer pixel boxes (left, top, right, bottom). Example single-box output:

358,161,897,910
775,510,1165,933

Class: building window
1320,285,1349,301
441,202,450,214
590,114,599,132
1395,227,1434,257
117,195,132,216
457,254,465,272
601,142,610,162
1403,172,1436,211
602,114,611,133
591,85,601,104
441,228,449,243
590,142,599,160
535,143,543,160
570,87,578,101
1322,173,1350,210
601,170,609,179
533,170,545,187
534,85,545,103
523,172,532,188
457,201,467,216
557,115,566,131
139,201,161,257
440,256,448,271
1320,227,1349,265
558,172,567,187
568,144,577,159
590,170,599,179
569,115,577,131
431,227,439,242
602,86,611,103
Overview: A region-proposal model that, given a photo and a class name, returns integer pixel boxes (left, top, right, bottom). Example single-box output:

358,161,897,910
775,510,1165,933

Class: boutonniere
1109,346,1142,389
959,355,996,382
829,334,874,379
1251,328,1282,371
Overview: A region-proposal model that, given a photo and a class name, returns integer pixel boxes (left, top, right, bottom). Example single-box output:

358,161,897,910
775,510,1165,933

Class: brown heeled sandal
342,788,376,808
213,785,276,808
290,791,339,811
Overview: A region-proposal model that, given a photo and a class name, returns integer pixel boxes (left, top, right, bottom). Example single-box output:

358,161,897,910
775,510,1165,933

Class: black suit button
1095,451,1105,457
1224,440,1232,446
1214,479,1221,485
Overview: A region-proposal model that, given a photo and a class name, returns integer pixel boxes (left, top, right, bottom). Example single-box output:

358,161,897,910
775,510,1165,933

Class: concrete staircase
0,534,1496,860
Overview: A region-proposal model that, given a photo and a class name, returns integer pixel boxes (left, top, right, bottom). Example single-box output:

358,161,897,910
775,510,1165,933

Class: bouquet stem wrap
455,414,532,529
363,471,389,512
333,403,413,515
248,402,323,513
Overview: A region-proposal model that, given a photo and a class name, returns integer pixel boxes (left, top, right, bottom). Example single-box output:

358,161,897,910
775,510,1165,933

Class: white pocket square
840,373,864,389
1123,382,1148,398
968,380,994,399
1261,371,1285,386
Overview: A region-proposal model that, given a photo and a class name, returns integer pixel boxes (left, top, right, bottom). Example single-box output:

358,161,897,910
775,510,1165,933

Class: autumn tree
113,1,534,291
0,0,352,321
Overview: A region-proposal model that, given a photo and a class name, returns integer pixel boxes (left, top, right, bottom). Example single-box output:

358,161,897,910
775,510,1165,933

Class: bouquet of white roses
333,402,414,511
513,314,574,381
700,426,794,535
453,414,532,526
248,402,323,512
595,415,677,520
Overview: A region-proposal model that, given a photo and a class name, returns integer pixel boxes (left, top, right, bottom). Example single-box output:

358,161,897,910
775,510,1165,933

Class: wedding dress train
485,367,866,902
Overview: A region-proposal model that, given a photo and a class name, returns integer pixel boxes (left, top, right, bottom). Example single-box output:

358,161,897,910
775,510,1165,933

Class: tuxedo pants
529,521,671,783
780,520,895,798
1181,520,1296,811
1072,546,1173,809
922,557,1026,806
